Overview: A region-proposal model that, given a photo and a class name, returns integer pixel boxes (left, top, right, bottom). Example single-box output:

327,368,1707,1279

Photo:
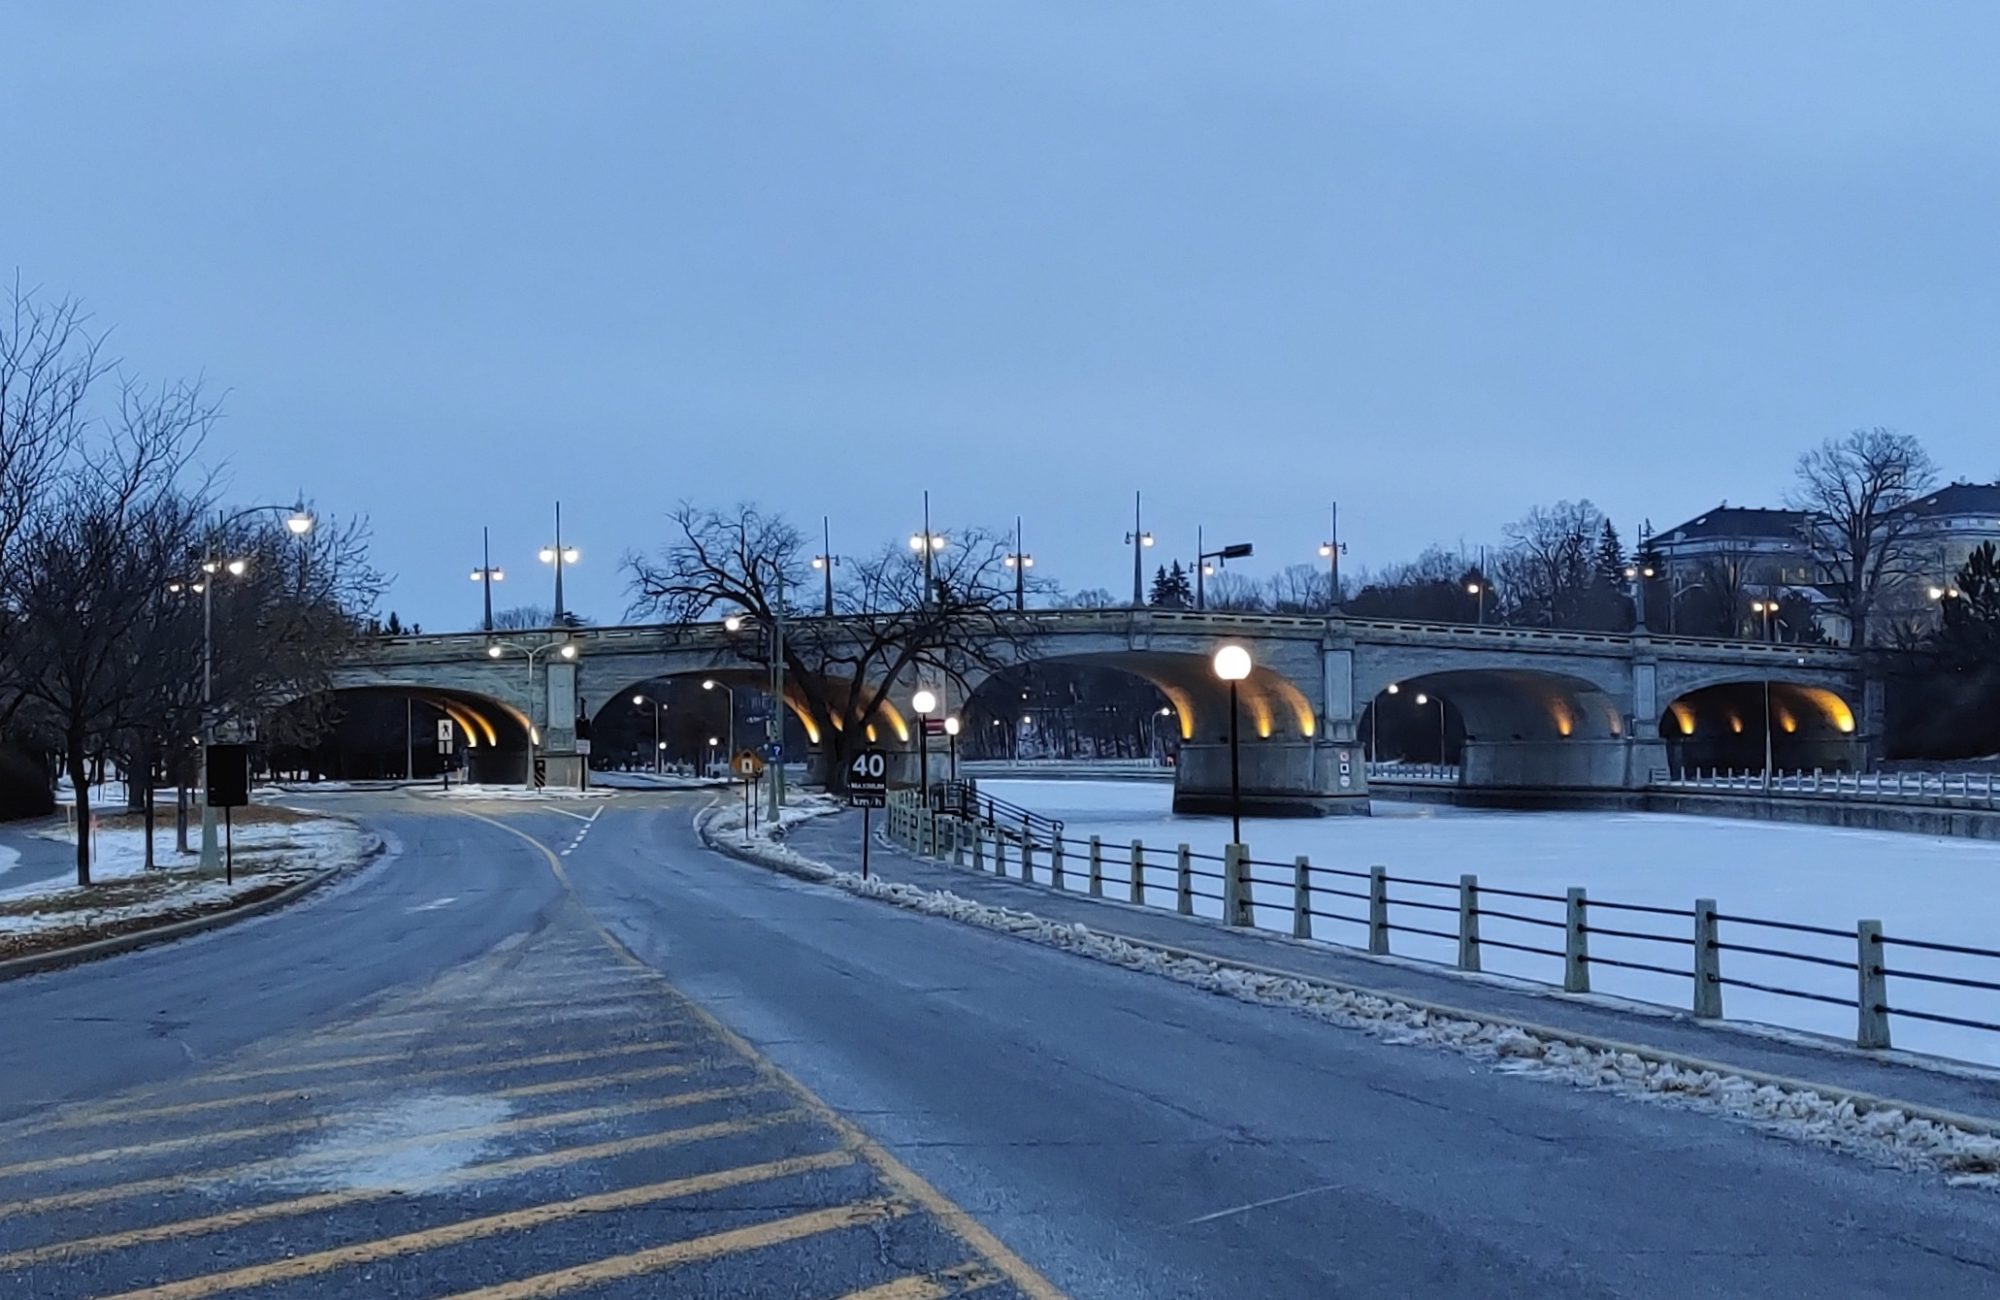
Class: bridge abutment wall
1171,740,1371,817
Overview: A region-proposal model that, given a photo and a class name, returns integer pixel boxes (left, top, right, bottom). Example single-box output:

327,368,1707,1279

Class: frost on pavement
703,798,2000,1191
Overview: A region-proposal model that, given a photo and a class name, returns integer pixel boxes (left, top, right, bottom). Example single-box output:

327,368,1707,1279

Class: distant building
1652,482,2000,642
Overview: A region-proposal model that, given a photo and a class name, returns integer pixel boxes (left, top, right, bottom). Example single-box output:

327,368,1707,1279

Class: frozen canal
981,778,2000,1068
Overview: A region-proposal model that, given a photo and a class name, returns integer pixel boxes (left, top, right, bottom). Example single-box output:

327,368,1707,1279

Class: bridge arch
1659,677,1858,773
962,650,1317,748
271,684,531,783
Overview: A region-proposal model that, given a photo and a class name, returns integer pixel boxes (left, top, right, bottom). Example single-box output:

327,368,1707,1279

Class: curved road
3,790,1999,1297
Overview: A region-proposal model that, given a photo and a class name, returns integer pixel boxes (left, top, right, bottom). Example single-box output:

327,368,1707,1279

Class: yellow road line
838,1262,1005,1300
60,1041,688,1127
195,1035,683,1085
0,1084,762,1223
0,1061,708,1182
437,1197,911,1300
313,1003,668,1043
455,808,1071,1300
5,1111,814,1272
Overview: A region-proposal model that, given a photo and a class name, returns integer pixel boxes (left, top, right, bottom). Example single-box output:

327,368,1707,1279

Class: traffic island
0,806,381,974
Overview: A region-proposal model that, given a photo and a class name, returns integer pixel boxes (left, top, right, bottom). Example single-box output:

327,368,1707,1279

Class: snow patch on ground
706,799,2000,1191
243,1092,517,1194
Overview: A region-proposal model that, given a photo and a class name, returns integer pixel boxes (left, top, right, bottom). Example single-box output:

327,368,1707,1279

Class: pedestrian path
788,812,2000,1128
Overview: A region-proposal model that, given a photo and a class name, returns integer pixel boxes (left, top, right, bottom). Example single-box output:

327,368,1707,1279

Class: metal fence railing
1651,768,2000,809
1365,762,1461,785
878,790,1997,1054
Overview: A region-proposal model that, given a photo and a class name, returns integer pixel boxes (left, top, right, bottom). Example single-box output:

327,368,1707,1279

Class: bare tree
1264,563,1334,615
0,278,107,561
1499,500,1603,627
1202,570,1266,612
490,604,555,631
625,504,1037,787
1789,427,1937,648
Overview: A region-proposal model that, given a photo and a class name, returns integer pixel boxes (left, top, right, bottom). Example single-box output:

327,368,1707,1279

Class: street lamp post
1195,528,1253,610
909,491,946,607
944,715,960,781
486,636,577,787
1415,691,1446,763
702,679,737,771
470,526,504,632
1125,491,1155,606
1212,644,1252,844
538,501,580,624
194,503,315,872
1317,502,1344,612
912,688,938,804
1750,599,1779,786
1623,560,1657,631
812,515,837,617
1003,515,1032,612
633,694,666,774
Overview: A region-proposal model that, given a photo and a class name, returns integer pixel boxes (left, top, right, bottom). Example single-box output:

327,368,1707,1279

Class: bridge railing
1365,761,1461,785
353,609,1859,665
1651,768,2000,809
882,800,1995,1057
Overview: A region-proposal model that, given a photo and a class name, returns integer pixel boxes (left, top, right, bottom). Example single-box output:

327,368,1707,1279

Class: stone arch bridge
328,610,1870,814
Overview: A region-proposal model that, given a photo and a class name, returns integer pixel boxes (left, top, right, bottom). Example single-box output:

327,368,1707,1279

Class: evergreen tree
1594,519,1626,590
1149,562,1193,608
1937,542,2000,666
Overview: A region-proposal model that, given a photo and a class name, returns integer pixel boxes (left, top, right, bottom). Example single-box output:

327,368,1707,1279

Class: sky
7,3,1999,629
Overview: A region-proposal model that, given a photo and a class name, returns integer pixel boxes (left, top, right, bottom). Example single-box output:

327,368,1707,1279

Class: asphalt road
5,790,2000,1297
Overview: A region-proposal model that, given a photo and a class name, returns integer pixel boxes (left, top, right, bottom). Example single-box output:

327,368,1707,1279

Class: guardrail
1366,762,1461,785
1652,768,2000,809
880,790,1996,1054
932,781,1065,845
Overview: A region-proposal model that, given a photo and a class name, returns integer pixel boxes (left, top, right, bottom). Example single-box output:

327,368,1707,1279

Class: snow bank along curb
707,805,2000,1189
0,828,387,982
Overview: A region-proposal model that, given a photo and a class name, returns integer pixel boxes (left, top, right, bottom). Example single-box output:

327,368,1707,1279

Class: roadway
2,790,1999,1297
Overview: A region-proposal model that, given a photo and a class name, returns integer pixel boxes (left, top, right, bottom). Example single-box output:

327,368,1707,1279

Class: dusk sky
9,4,1998,629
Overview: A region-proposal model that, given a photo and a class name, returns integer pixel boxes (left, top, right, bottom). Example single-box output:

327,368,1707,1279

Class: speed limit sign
847,747,888,808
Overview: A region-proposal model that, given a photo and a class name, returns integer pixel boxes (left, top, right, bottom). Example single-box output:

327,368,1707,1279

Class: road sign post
731,749,766,841
846,747,889,880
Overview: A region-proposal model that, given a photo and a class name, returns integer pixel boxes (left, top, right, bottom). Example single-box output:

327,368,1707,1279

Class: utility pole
473,526,502,632
768,567,786,818
819,515,835,617
1126,491,1153,606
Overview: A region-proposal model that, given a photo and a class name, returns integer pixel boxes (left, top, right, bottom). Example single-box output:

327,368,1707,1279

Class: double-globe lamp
911,688,938,802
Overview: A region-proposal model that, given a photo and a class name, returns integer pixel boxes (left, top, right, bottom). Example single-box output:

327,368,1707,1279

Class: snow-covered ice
981,778,2000,1067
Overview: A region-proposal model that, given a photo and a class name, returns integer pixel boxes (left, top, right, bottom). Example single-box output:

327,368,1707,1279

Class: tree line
2,282,380,883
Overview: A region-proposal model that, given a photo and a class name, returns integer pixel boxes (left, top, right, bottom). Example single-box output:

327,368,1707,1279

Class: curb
0,841,383,983
710,816,2000,1144
692,801,838,884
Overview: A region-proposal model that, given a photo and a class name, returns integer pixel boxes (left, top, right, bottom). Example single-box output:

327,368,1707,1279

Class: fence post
995,834,1008,878
1176,844,1193,916
1857,920,1891,1049
1457,873,1480,972
1367,866,1389,955
1130,841,1146,905
1564,887,1590,993
1050,837,1066,890
1021,838,1036,884
1293,857,1312,940
971,824,985,872
1088,836,1104,897
1692,898,1722,1018
1223,844,1251,926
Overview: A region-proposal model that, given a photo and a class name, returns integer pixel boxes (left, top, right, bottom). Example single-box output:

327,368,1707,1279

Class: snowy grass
983,778,2000,1066
1,813,380,955
702,795,2000,1192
